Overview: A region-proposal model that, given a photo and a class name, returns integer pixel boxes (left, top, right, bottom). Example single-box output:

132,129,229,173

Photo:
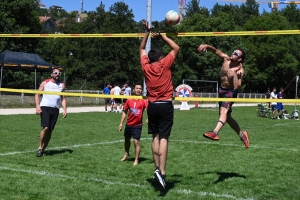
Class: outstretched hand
142,20,154,32
151,32,162,39
197,44,208,52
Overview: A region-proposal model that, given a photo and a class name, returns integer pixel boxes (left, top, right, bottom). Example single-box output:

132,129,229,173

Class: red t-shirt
124,99,148,126
141,53,175,102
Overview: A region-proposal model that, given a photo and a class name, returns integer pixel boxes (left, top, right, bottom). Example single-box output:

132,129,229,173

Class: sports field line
0,166,254,200
171,140,299,152
0,139,125,156
0,137,298,156
273,122,300,126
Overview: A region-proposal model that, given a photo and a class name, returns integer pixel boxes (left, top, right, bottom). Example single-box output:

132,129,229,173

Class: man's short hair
134,82,143,87
52,68,60,72
237,48,246,62
148,49,162,63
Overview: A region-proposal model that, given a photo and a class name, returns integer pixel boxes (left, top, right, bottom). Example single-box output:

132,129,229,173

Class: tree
186,0,209,18
280,4,300,29
0,0,44,89
0,0,42,52
174,12,244,89
41,1,142,89
242,12,300,93
239,0,260,26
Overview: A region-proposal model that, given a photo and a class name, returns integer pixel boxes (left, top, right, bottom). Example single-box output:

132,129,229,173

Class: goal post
182,79,219,108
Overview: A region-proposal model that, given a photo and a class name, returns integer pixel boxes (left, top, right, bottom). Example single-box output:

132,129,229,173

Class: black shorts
124,125,142,139
40,106,59,131
104,98,110,104
147,101,174,138
115,98,122,104
122,98,127,104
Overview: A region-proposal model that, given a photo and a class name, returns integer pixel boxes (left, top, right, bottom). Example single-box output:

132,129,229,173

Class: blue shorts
277,103,284,111
271,105,277,111
124,125,142,140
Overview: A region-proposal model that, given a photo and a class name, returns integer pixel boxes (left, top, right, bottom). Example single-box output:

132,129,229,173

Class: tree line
1,0,300,97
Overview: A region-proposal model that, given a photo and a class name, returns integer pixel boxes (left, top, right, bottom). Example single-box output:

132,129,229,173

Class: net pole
144,0,152,97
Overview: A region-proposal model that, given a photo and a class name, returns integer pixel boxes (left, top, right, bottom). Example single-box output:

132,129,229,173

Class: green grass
0,106,299,200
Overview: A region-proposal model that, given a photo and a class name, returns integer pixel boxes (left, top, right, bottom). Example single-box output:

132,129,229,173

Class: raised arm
152,32,180,59
139,21,152,58
198,44,229,60
233,69,243,90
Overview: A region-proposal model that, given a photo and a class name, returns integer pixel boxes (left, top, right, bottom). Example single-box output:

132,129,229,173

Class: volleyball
165,10,181,26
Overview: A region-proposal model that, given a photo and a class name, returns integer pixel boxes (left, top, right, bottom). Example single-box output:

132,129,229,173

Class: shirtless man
197,44,249,148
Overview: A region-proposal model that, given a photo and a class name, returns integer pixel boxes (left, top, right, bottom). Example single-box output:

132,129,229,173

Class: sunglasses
52,72,61,75
233,51,241,58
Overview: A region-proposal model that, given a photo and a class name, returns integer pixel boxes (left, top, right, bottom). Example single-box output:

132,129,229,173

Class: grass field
0,106,299,200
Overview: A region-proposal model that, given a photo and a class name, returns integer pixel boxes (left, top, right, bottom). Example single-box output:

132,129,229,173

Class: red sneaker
240,131,249,148
203,131,219,140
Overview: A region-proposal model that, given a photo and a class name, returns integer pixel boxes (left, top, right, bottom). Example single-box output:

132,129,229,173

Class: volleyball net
0,88,299,109
1,30,299,107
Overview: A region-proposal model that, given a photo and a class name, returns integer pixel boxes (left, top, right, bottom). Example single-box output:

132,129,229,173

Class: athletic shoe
203,131,219,140
240,131,249,148
36,149,43,157
154,169,166,189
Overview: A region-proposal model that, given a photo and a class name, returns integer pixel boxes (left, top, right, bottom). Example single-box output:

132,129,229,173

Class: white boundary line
171,140,299,152
0,166,253,200
0,140,125,156
0,138,298,156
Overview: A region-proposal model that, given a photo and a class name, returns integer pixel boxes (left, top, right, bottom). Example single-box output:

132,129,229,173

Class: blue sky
40,0,293,21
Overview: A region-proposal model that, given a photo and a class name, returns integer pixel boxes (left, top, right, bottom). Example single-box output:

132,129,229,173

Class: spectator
113,83,122,113
103,83,112,112
277,87,287,119
270,87,279,120
265,88,271,108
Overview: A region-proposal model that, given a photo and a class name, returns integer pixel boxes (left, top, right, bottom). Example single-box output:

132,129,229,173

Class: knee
134,140,140,146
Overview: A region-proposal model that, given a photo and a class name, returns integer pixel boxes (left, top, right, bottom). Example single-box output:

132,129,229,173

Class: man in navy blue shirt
103,83,112,112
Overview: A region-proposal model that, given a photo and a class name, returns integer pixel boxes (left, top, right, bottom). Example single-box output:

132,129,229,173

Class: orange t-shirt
141,53,175,102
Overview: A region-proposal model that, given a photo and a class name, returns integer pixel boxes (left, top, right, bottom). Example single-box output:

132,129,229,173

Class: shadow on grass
202,172,246,184
45,149,73,156
146,174,182,196
125,157,148,164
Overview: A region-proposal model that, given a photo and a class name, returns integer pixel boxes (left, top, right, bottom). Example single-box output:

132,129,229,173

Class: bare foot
133,159,138,166
121,154,129,161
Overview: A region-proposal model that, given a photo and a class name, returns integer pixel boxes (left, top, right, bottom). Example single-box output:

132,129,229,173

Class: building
39,2,46,9
39,16,56,33
76,12,88,22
